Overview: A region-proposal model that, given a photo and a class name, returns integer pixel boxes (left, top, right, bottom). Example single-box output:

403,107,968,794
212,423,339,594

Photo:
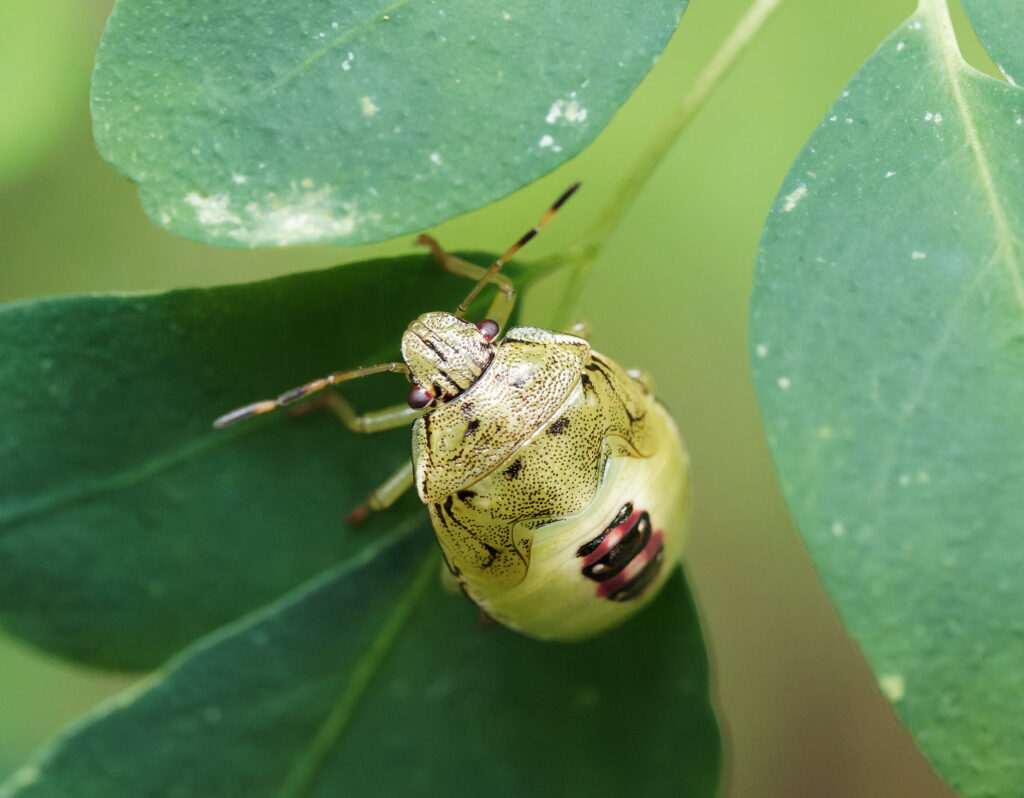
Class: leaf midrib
0,428,250,531
922,0,1024,313
277,549,436,798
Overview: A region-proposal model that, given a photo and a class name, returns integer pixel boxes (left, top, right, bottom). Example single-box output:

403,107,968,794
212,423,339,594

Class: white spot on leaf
545,99,588,125
429,151,443,165
756,343,769,358
782,184,807,212
185,192,242,226
777,376,792,390
911,251,926,260
360,96,380,116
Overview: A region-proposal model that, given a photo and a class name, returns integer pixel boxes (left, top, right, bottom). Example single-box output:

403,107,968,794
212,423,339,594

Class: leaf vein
271,0,420,92
276,549,436,798
924,0,1024,315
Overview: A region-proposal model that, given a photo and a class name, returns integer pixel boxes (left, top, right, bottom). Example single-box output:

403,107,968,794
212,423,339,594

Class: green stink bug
215,185,691,640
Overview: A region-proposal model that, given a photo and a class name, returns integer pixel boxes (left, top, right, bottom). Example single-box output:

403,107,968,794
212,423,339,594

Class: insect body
215,184,691,640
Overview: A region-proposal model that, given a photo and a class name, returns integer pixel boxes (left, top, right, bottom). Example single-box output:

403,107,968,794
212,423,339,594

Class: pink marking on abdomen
582,511,641,567
596,530,664,599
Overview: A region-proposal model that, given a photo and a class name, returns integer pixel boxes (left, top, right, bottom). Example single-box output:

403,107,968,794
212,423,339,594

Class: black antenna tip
552,182,582,211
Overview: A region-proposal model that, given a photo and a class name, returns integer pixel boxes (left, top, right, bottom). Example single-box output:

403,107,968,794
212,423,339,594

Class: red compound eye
407,384,434,410
475,318,500,342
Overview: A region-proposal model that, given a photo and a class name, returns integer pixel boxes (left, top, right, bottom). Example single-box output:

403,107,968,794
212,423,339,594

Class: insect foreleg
346,461,415,524
290,393,424,434
415,233,517,329
213,361,409,428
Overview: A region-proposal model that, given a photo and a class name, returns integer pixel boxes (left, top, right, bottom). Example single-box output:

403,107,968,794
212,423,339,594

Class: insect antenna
213,361,409,428
454,181,581,318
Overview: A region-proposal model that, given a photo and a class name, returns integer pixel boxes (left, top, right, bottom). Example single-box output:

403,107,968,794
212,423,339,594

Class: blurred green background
2,0,993,794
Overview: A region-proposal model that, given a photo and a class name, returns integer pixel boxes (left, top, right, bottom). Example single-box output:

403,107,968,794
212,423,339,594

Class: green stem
550,0,786,328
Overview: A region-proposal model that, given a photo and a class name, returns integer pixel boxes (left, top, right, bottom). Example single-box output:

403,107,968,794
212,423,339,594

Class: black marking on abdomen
547,417,569,435
503,459,522,479
577,503,632,557
608,547,664,602
582,511,652,582
464,418,480,437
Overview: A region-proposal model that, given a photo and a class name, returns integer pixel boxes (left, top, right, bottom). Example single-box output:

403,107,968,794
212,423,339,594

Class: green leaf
961,0,1024,85
0,527,718,797
90,0,688,248
750,2,1024,796
0,253,537,670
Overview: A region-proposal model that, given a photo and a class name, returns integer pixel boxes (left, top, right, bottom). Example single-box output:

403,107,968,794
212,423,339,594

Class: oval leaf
0,253,538,670
751,2,1024,795
0,533,719,797
91,0,688,248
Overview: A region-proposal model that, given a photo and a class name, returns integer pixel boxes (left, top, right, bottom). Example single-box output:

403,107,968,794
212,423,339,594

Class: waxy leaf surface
91,0,688,247
751,2,1024,795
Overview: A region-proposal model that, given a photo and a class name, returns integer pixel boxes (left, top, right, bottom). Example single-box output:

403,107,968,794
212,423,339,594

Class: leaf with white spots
751,1,1024,796
90,0,689,248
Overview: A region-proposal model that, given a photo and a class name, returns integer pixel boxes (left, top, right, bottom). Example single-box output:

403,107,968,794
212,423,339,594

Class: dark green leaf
961,0,1024,85
90,0,688,248
751,2,1024,796
0,253,535,670
0,533,718,798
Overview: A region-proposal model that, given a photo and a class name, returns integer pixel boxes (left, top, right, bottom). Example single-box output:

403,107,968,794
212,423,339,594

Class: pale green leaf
91,0,688,248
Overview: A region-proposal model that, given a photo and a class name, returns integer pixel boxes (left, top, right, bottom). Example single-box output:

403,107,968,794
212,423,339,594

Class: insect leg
288,394,423,434
449,182,580,320
213,361,410,428
415,233,517,329
346,461,415,524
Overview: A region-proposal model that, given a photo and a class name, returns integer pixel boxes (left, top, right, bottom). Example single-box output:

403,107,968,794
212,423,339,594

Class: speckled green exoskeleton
215,185,691,640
